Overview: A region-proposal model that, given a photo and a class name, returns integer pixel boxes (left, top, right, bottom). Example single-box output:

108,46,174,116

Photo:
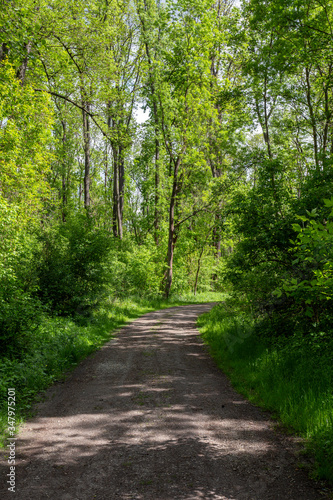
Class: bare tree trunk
16,42,32,85
305,66,319,171
255,90,277,197
153,102,160,245
154,152,160,244
104,140,108,198
82,103,91,209
0,43,8,63
61,120,67,222
112,147,119,237
62,177,66,223
138,3,160,245
164,156,181,298
194,246,205,296
111,146,124,239
319,63,332,166
118,147,124,239
212,223,221,259
210,165,222,259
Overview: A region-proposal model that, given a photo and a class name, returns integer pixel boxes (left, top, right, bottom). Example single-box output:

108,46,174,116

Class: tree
0,60,53,354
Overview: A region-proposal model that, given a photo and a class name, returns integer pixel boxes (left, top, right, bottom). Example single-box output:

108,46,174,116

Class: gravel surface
0,304,330,499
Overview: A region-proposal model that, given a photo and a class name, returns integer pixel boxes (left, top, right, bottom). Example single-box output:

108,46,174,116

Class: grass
197,301,333,484
0,291,224,446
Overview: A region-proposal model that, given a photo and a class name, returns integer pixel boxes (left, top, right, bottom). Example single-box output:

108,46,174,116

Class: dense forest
0,0,333,484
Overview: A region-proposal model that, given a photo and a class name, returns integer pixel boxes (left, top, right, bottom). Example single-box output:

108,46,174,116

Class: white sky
135,107,149,124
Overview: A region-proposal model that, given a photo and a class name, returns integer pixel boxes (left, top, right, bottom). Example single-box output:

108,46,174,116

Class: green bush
0,199,42,357
36,214,112,316
0,293,42,357
108,236,164,298
276,198,333,324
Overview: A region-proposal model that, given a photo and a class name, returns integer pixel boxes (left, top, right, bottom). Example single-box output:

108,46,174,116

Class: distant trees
220,0,333,336
1,0,332,331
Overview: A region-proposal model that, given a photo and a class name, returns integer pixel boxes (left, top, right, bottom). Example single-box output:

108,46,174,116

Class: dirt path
0,304,328,499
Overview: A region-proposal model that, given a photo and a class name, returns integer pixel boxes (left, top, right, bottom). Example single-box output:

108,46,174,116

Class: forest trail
0,304,327,500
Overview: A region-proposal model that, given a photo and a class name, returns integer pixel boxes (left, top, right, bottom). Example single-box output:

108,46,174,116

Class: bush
276,198,333,324
0,199,42,357
108,235,164,298
36,214,112,316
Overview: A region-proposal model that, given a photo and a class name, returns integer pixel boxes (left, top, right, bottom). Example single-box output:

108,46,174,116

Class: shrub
36,214,112,316
0,199,42,357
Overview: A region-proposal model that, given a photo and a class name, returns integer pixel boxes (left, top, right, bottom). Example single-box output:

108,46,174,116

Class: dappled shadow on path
0,305,324,500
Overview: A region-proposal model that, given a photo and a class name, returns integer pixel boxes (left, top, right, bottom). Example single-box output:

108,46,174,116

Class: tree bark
194,227,212,295
153,102,160,245
111,145,124,239
164,156,181,298
82,102,91,209
119,147,124,238
305,66,319,171
138,1,160,244
112,147,119,237
61,120,67,222
194,245,205,296
0,43,8,63
118,146,125,239
16,42,32,85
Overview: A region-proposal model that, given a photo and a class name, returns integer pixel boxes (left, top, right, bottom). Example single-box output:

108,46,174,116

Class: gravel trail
0,304,328,499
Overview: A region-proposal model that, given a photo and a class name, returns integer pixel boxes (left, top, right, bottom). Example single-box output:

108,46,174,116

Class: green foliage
0,60,53,213
222,156,297,314
276,198,333,322
0,202,42,356
0,62,53,356
36,215,112,316
107,236,164,297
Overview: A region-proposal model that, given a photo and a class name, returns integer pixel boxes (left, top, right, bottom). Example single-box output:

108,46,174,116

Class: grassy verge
197,301,333,484
0,291,224,446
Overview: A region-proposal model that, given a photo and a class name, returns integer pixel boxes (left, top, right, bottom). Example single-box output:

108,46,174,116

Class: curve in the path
0,304,326,499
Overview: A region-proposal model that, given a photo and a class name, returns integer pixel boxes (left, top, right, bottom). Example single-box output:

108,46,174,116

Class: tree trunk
61,120,67,222
112,146,124,239
164,156,181,298
62,176,66,223
0,43,8,63
212,222,221,259
305,66,319,171
153,102,160,245
209,163,222,259
104,140,108,198
112,147,119,237
82,102,91,209
138,3,160,244
118,147,124,239
194,245,206,296
16,42,32,85
154,154,160,244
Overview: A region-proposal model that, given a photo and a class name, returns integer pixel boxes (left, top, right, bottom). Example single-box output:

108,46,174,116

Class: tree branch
34,88,109,140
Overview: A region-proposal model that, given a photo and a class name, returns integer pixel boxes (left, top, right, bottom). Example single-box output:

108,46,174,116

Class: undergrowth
198,301,333,484
0,291,224,446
